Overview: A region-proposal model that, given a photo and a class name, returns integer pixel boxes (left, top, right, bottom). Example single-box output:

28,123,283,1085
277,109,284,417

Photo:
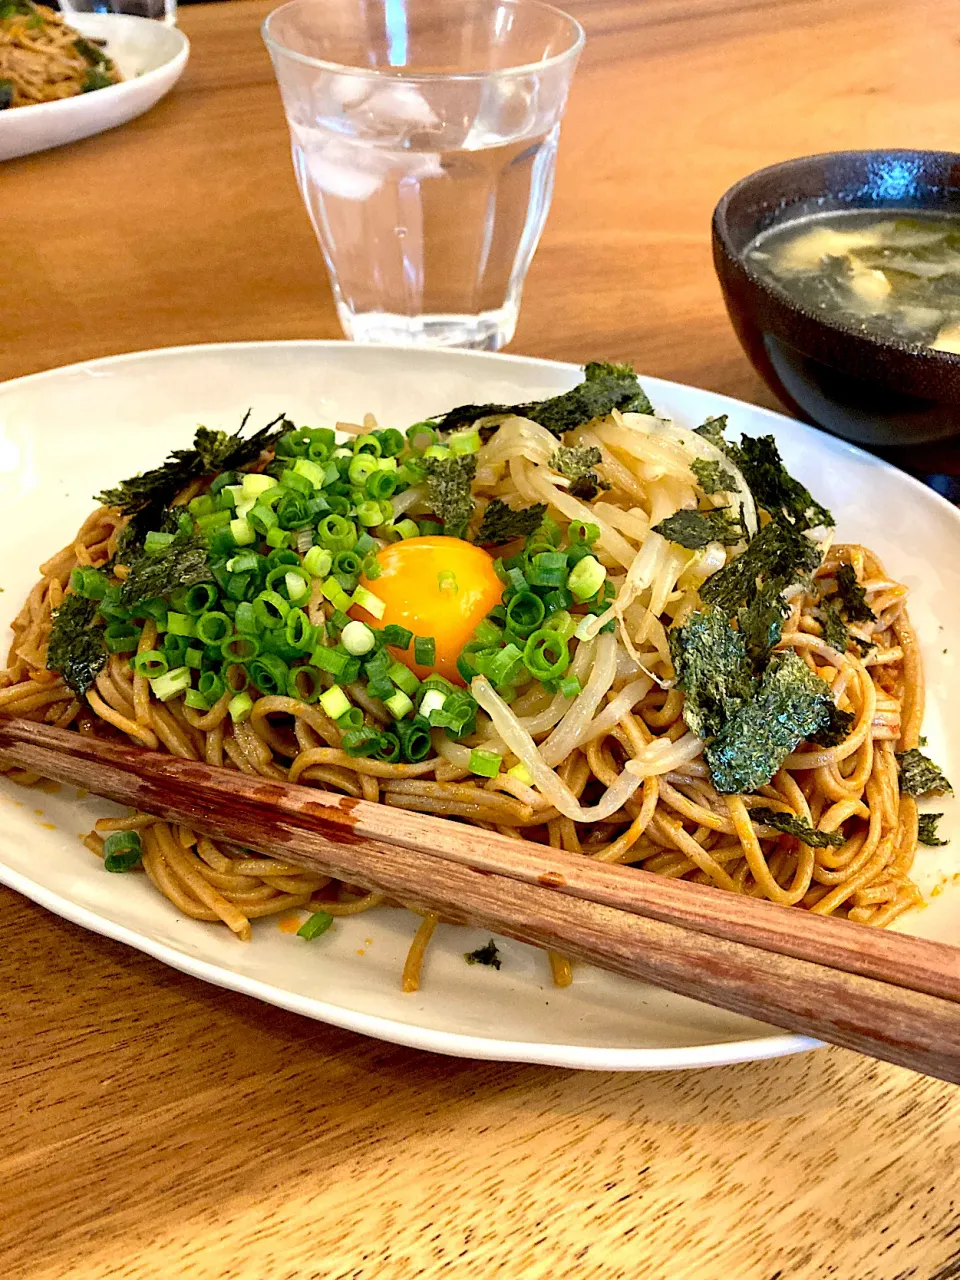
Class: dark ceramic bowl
713,150,960,448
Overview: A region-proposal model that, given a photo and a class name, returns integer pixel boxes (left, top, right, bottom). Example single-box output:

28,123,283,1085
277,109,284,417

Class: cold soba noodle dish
0,364,951,989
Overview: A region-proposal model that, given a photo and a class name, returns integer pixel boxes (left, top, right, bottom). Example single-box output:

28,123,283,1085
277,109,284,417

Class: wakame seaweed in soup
744,209,960,353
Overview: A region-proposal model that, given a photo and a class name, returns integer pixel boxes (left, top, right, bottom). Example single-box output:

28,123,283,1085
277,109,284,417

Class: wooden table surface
4,1,960,1276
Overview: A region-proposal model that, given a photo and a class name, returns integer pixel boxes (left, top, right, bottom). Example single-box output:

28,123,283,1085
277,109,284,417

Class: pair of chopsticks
1,716,958,1082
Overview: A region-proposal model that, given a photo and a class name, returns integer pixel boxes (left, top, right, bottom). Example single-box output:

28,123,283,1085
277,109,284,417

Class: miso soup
744,209,960,353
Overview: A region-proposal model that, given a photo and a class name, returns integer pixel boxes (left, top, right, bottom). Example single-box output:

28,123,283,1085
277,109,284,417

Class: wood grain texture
4,0,960,1276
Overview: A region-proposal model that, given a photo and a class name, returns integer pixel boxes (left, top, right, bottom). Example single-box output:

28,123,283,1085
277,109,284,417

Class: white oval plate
0,13,188,162
1,341,958,1071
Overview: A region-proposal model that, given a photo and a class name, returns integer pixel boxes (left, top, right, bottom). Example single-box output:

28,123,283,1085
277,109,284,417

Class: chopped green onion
336,707,364,730
222,631,259,662
253,590,290,629
319,685,351,720
472,619,502,648
568,520,601,545
149,666,192,703
542,609,577,643
507,762,533,784
185,646,204,670
369,730,398,763
234,601,257,634
366,676,395,702
348,454,379,487
567,555,606,603
332,550,363,580
230,517,255,546
341,620,376,656
469,749,502,778
420,688,447,717
355,499,384,527
248,653,290,696
523,629,571,681
437,570,458,595
184,689,210,711
297,910,334,940
279,468,314,497
391,518,418,541
227,691,252,723
387,661,420,696
292,457,326,488
483,643,526,687
310,645,350,677
385,689,414,720
265,527,292,549
397,715,432,762
406,421,438,451
286,665,323,703
242,473,278,498
341,725,380,758
376,427,405,456
199,670,226,703
382,624,412,649
143,531,175,556
68,567,108,601
303,545,333,578
321,577,352,612
165,611,196,639
223,663,249,693
104,622,140,654
364,471,397,502
195,510,231,534
353,433,382,457
183,583,219,615
102,829,143,873
352,585,385,619
161,635,191,667
412,636,436,667
363,649,391,681
284,609,315,652
559,674,582,699
317,514,358,553
284,569,311,605
448,429,481,456
132,650,168,678
505,590,545,638
527,551,569,588
248,504,278,534
423,444,450,461
196,611,232,645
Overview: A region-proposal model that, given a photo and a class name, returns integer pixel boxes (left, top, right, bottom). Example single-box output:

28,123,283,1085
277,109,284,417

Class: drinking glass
58,0,177,24
263,0,584,350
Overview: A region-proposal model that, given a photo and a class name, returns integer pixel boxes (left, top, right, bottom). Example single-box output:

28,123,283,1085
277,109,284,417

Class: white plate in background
0,13,188,162
0,340,957,1070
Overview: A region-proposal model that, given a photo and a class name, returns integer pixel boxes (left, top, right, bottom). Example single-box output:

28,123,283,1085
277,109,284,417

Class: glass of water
59,0,176,22
263,0,583,350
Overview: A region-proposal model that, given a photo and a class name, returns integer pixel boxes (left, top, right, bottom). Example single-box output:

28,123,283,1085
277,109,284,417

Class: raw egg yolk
353,536,504,684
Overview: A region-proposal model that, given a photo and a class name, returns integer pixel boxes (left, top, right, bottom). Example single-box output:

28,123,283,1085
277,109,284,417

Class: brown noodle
0,2,120,109
0,412,928,990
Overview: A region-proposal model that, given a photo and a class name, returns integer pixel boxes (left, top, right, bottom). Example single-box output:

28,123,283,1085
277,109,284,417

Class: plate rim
7,337,955,1071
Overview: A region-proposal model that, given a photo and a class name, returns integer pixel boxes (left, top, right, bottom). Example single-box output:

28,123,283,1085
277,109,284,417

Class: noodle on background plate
0,364,950,991
0,0,120,110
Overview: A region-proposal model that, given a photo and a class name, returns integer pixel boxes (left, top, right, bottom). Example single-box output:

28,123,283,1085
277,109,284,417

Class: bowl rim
711,147,960,371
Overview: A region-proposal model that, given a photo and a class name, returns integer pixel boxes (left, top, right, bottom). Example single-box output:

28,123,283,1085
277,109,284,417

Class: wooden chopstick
2,717,959,1082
